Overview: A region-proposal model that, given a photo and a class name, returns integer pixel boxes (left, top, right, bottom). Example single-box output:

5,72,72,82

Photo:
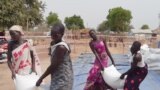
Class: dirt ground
0,39,126,90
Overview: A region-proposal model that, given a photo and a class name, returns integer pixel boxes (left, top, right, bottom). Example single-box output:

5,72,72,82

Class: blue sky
41,0,160,29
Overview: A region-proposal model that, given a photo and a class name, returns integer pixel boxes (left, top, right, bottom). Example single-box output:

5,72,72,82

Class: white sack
149,48,160,54
139,44,160,70
101,65,125,89
140,44,150,56
14,73,49,90
146,54,160,62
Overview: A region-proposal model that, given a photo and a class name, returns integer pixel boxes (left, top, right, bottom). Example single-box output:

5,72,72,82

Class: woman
120,41,148,90
84,29,115,90
7,25,41,79
36,23,73,90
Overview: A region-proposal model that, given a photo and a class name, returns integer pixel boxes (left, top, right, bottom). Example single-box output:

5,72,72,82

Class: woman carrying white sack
120,41,148,90
7,25,42,90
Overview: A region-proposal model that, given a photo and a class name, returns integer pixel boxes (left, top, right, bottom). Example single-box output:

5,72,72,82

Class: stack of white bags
140,44,160,70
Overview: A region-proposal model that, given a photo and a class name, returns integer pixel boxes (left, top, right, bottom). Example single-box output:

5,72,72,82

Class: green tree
46,12,61,27
24,0,45,31
64,15,85,30
97,20,109,32
0,0,45,30
141,24,149,29
107,7,132,33
0,0,24,29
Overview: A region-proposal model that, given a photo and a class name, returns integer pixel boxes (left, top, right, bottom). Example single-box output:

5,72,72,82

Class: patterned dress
50,42,73,90
124,52,148,90
84,41,109,90
10,40,41,75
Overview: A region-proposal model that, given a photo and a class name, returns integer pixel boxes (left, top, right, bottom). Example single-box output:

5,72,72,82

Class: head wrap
9,25,24,35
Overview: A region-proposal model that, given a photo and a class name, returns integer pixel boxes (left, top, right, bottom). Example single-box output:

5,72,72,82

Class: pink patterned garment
12,41,41,75
84,40,109,90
